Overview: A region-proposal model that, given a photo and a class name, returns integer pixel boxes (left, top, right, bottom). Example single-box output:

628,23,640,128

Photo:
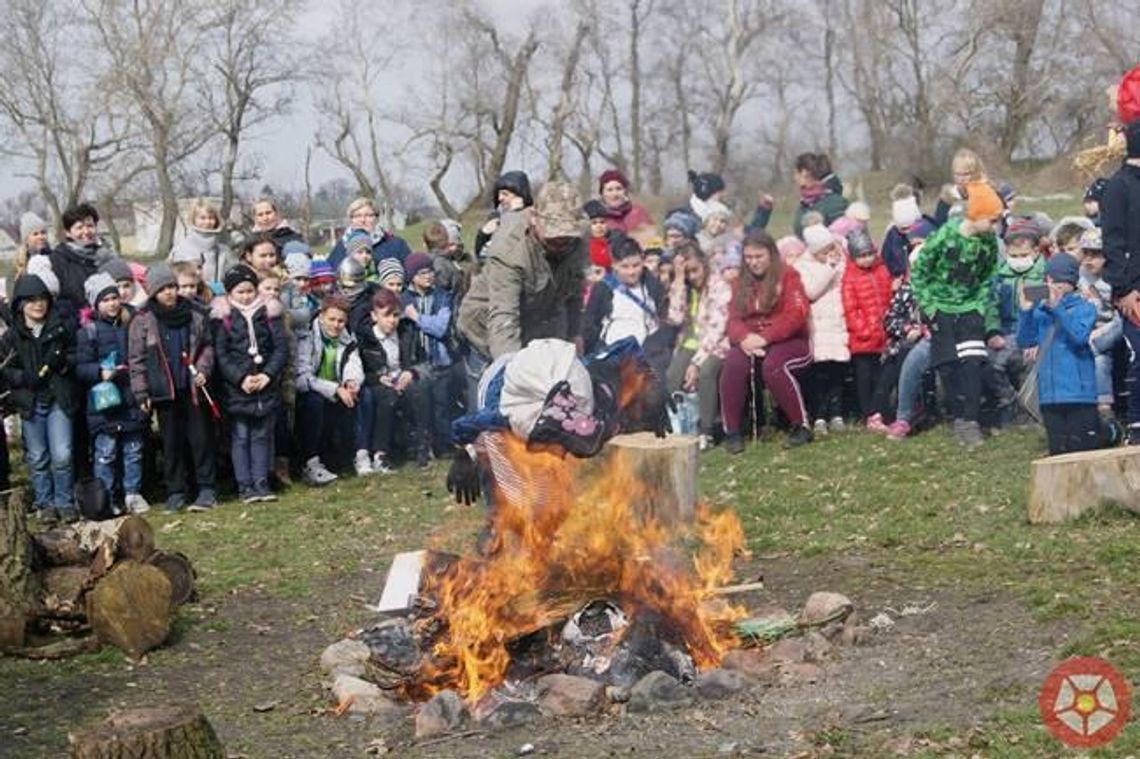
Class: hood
12,274,53,315
493,171,533,208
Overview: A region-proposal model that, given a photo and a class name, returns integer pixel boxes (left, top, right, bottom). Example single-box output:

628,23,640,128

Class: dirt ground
0,551,1074,759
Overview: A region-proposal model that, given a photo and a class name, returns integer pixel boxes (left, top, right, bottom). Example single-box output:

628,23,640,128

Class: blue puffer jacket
1016,292,1097,406
76,309,149,434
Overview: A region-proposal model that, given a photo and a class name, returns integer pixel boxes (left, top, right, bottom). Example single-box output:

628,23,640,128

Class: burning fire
412,433,748,702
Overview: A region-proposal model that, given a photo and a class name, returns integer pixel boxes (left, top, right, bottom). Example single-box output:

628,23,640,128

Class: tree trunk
86,560,172,660
1028,447,1140,523
546,21,589,182
219,133,239,232
0,488,36,650
154,141,179,257
69,704,225,759
587,432,697,526
629,0,644,190
823,18,838,160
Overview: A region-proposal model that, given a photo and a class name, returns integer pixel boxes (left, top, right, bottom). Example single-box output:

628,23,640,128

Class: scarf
603,200,633,221
317,329,339,382
151,297,192,329
799,182,827,207
229,296,266,366
66,240,99,264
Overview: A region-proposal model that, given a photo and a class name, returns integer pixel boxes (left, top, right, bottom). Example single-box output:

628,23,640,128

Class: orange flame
412,433,748,702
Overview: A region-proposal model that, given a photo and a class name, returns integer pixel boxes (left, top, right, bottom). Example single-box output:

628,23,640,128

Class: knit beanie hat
404,252,434,280
803,224,834,254
99,257,134,283
1079,228,1103,252
688,171,726,202
147,263,176,295
26,255,60,296
892,196,922,229
310,259,335,286
440,219,462,246
776,235,806,262
20,211,46,241
964,182,1003,222
663,210,700,240
583,199,607,220
285,252,311,279
598,168,630,193
345,230,373,260
282,239,311,259
1045,252,1080,286
701,200,731,222
375,258,404,286
845,201,871,223
84,272,119,309
846,230,876,258
223,264,259,293
1003,217,1039,244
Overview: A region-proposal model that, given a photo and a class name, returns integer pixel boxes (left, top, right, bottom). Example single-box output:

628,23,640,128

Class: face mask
1007,255,1036,274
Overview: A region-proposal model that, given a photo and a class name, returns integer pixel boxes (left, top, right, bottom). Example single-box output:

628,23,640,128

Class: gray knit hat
147,262,177,295
99,257,134,283
84,272,119,309
284,252,311,279
376,257,404,286
20,211,46,241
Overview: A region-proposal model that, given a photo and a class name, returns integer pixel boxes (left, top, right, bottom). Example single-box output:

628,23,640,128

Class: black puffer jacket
356,317,425,386
0,276,78,418
76,308,148,434
47,243,102,314
1103,161,1140,299
209,297,289,417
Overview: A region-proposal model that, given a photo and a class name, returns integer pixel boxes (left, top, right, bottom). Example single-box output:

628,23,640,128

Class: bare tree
627,0,655,189
546,20,591,181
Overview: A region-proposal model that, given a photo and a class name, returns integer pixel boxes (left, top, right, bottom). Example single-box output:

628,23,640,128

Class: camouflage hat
534,182,584,238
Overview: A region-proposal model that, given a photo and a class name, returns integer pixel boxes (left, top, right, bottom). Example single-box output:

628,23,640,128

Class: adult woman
665,243,731,450
170,200,236,288
249,198,302,248
720,231,814,453
598,169,655,236
792,153,849,239
326,197,411,268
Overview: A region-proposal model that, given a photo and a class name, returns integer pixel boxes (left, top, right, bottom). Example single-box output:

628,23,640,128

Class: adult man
458,181,587,363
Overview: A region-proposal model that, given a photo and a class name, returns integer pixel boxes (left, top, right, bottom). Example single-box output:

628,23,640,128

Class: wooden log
0,488,37,650
32,528,95,568
1028,446,1140,523
147,551,197,606
68,703,225,759
589,432,698,526
39,566,91,618
32,516,155,571
86,561,172,659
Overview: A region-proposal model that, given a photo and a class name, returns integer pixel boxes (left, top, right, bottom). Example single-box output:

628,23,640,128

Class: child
283,247,313,329
128,263,217,512
869,276,926,436
1051,217,1095,257
696,201,732,255
77,272,150,514
172,261,209,304
983,217,1045,427
795,224,849,433
0,275,79,522
211,265,288,502
423,221,463,294
910,181,1002,448
336,257,378,335
1085,178,1107,226
239,234,281,279
100,258,144,310
882,184,934,278
581,235,666,355
295,295,364,486
584,200,612,273
841,230,892,423
345,231,377,283
1077,228,1122,417
357,288,429,472
1018,253,1106,454
401,252,456,462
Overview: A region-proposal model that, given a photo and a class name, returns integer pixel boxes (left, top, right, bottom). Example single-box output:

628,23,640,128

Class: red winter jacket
727,266,810,346
841,260,892,354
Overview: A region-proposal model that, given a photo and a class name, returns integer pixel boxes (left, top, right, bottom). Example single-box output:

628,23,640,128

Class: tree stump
40,566,91,619
147,551,197,606
86,561,172,659
0,488,37,650
69,704,224,759
1028,447,1140,523
589,432,697,526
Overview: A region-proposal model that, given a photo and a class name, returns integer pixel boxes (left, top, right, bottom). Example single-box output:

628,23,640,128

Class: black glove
446,451,481,506
47,347,68,374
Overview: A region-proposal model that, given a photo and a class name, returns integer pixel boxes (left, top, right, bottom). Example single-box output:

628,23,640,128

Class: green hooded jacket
910,220,999,318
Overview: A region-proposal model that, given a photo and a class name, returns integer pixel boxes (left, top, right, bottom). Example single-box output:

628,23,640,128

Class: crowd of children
6,132,1137,522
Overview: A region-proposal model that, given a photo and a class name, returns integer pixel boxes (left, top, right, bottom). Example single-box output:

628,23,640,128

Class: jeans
355,385,376,453
1092,317,1124,405
895,338,931,424
93,430,145,499
22,401,73,509
231,415,273,489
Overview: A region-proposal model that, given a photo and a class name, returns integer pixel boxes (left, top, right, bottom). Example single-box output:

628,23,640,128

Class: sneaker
957,420,985,449
812,418,828,436
784,425,814,448
188,487,217,512
885,419,911,440
165,492,187,513
697,434,712,452
124,494,151,515
951,418,966,439
253,480,277,502
239,487,259,504
865,413,889,434
371,453,394,475
725,434,745,455
302,457,338,487
829,416,846,433
354,449,374,477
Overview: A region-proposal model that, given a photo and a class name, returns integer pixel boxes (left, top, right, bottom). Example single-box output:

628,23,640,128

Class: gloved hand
47,347,68,374
446,451,481,506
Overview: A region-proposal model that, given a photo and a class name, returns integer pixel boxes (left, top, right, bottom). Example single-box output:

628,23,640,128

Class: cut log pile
0,489,196,659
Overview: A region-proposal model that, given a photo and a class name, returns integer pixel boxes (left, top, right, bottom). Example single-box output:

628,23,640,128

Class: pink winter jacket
667,274,732,366
794,256,850,363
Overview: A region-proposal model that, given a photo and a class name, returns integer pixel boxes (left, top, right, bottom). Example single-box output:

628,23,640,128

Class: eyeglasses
351,211,378,220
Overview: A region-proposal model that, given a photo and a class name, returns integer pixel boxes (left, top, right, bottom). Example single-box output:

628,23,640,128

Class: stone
415,690,468,738
606,685,630,703
768,638,808,664
800,592,853,625
804,632,833,662
537,674,606,717
779,662,824,685
320,638,370,678
628,670,695,713
479,701,543,729
721,649,778,682
332,674,406,718
840,623,870,647
695,669,749,699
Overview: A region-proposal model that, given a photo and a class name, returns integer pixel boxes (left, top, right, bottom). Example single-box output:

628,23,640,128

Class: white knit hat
700,200,732,222
802,224,834,255
19,211,46,241
26,255,60,296
892,197,921,229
